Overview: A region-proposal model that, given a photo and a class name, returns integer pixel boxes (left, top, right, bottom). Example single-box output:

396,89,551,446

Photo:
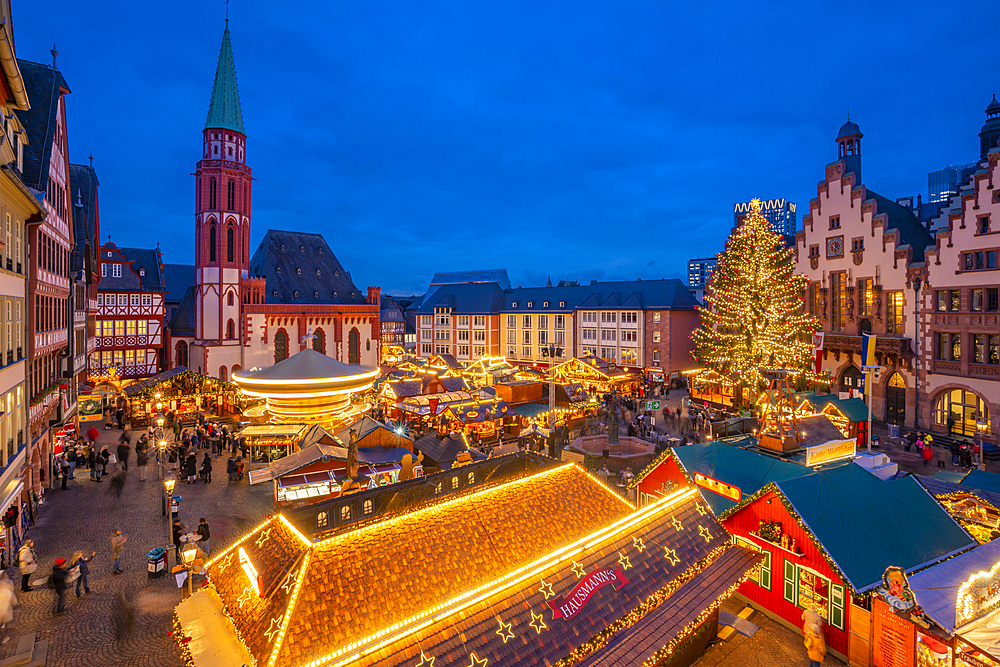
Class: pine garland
691,199,819,393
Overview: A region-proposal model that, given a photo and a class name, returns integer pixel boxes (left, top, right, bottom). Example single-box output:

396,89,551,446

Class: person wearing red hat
52,558,68,615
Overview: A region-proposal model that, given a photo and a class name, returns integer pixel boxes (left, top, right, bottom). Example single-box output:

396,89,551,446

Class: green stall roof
775,464,975,592
960,468,1000,495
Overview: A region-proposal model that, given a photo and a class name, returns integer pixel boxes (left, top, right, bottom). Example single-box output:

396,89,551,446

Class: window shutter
829,583,846,630
783,560,797,604
759,550,772,591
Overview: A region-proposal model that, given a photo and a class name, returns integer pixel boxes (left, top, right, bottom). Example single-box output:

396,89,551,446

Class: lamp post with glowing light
977,417,990,472
163,474,176,569
181,542,197,598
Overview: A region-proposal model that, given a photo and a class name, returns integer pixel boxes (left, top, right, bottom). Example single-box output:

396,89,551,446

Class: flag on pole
812,332,825,374
861,332,877,368
862,369,872,395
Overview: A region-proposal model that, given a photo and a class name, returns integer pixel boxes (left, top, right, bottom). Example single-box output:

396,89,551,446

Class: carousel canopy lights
233,349,379,426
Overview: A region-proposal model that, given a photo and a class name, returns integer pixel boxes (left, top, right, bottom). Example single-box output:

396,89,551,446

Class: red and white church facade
166,24,380,380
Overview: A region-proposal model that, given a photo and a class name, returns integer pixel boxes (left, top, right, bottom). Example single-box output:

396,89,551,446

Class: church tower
192,22,251,379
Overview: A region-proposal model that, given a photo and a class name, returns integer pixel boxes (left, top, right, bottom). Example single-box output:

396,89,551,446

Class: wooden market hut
178,462,763,667
548,353,638,395
123,366,246,427
630,443,976,664
333,416,414,451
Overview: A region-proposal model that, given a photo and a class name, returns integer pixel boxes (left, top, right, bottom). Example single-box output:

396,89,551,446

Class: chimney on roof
591,280,597,285
50,44,58,69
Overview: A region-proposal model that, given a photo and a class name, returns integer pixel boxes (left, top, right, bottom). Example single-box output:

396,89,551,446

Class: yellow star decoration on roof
216,552,234,575
255,527,272,548
632,536,646,552
237,586,252,608
618,552,632,570
671,515,684,531
469,653,488,667
539,579,555,599
664,547,680,566
695,503,708,516
530,609,548,634
571,561,586,579
263,614,284,643
280,567,299,595
699,525,713,543
416,651,436,667
495,618,514,644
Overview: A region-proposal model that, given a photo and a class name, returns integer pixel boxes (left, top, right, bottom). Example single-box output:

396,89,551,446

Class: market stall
124,367,247,428
240,424,310,485
548,353,639,395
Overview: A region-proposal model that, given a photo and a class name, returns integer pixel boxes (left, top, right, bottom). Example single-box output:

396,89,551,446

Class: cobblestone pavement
0,419,274,667
694,597,845,667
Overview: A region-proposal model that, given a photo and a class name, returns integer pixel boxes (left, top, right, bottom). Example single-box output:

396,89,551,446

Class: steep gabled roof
413,282,507,315
248,229,366,305
204,25,244,134
15,59,70,191
68,163,98,274
867,191,934,262
502,279,699,313
168,286,196,336
114,246,165,291
162,263,195,304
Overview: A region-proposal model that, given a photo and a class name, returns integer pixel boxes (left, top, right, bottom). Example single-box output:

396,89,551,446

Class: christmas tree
691,199,819,393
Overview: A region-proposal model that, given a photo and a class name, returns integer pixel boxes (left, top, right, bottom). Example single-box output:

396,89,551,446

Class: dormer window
139,268,145,277
272,290,278,297
112,264,122,278
512,302,518,308
316,269,321,275
276,266,281,273
543,301,549,307
297,268,302,275
527,302,533,308
293,290,299,298
560,301,565,307
313,291,319,298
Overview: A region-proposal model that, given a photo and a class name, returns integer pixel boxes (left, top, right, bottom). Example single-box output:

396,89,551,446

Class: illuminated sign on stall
692,472,741,502
957,560,1000,627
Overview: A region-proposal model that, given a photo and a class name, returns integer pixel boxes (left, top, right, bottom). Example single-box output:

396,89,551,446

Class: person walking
0,576,15,641
227,456,237,483
804,622,826,667
136,442,149,481
200,454,212,484
937,445,949,469
110,529,127,574
65,446,77,480
922,442,934,468
70,551,94,596
17,540,37,592
184,454,197,484
108,465,127,501
52,558,68,615
116,439,130,472
196,518,211,557
172,519,184,552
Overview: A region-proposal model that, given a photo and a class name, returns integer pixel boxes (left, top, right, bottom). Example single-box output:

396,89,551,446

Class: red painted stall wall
636,455,689,503
723,489,851,658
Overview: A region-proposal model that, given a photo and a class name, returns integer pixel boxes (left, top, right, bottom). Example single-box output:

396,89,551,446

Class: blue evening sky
14,0,1000,295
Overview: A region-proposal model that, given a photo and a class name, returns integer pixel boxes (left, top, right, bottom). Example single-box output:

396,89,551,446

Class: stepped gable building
166,23,379,380
918,96,1000,442
795,118,933,429
15,53,75,500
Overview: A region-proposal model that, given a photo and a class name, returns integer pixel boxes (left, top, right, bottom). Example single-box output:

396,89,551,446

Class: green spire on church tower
204,23,245,134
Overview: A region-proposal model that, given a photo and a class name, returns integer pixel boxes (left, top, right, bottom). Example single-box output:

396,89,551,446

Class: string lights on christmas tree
691,198,820,392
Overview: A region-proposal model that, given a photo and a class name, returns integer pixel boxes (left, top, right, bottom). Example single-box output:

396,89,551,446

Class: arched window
935,389,991,437
227,225,235,262
349,328,360,364
275,329,288,363
227,180,235,210
209,224,217,262
176,341,188,368
209,178,217,209
839,365,862,392
226,319,235,339
232,364,241,375
228,292,234,306
313,328,326,354
218,366,228,381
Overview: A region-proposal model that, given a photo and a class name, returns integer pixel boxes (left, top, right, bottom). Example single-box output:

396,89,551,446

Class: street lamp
977,417,990,471
911,277,922,428
163,473,177,571
181,543,197,597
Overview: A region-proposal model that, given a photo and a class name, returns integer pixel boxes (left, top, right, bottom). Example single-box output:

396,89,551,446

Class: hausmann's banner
547,567,629,620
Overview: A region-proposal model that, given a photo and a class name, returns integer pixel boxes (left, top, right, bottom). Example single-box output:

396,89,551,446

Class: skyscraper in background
733,198,797,236
928,163,977,203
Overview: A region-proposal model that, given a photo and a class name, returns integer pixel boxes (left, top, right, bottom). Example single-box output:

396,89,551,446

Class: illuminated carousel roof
236,348,376,383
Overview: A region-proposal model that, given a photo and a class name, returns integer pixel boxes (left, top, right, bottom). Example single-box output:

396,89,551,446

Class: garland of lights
551,544,730,667
717,482,857,594
170,613,197,667
690,198,820,393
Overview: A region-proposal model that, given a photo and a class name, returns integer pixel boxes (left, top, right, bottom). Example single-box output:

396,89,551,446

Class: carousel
232,348,379,429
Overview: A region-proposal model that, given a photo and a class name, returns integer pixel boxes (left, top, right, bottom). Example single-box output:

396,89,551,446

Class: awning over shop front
908,539,1000,634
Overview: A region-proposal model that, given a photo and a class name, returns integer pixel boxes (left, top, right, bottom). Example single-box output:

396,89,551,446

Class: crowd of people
902,430,980,469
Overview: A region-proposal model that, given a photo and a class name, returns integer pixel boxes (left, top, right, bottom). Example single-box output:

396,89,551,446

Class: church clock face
827,236,844,258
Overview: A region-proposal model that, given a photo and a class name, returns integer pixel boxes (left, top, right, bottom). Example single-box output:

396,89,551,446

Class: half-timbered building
91,241,165,380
